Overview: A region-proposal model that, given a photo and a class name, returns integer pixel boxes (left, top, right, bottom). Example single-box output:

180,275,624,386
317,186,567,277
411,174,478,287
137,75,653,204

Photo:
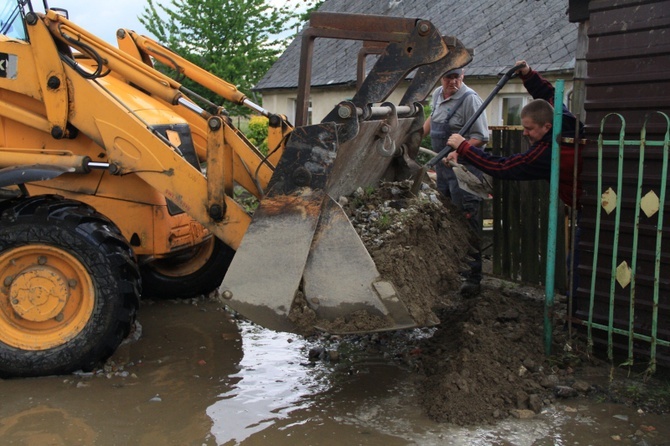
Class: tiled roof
255,0,577,90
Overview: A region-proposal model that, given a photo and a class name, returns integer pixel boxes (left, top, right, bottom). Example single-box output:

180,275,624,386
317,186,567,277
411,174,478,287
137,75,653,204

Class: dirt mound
341,181,475,323
288,180,475,334
416,279,558,424
332,180,579,425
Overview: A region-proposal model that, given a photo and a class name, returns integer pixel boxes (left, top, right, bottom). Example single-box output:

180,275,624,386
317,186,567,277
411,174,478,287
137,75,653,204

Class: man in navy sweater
446,61,583,208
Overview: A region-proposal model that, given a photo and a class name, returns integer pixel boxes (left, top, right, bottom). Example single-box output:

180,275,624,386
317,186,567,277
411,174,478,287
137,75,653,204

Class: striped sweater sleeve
455,139,551,181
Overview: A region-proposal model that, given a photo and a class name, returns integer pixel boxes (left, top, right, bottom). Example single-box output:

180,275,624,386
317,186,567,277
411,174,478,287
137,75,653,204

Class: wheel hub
0,244,94,351
9,268,69,322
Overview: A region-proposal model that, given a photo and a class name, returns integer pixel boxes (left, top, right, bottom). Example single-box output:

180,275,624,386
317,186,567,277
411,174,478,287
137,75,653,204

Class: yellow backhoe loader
0,0,472,377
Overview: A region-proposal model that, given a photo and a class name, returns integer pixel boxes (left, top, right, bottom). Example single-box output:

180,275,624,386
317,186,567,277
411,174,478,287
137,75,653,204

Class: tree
139,0,311,116
298,0,324,23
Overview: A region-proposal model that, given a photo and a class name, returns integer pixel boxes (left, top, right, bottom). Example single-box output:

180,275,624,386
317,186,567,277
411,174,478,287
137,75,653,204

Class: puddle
207,322,331,444
0,298,668,445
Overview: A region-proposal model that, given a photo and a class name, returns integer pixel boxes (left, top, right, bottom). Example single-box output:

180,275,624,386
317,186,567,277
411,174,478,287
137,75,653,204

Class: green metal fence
583,112,670,373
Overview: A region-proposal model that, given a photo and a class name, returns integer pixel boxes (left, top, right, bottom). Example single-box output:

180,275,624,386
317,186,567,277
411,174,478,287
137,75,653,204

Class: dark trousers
431,121,484,283
435,160,483,283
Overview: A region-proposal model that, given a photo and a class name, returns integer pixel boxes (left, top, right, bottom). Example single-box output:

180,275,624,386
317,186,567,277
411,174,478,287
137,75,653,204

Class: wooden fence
487,127,567,292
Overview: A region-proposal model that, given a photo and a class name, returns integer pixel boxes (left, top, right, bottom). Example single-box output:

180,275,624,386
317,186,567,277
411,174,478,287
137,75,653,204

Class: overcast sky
40,0,301,44
38,0,161,43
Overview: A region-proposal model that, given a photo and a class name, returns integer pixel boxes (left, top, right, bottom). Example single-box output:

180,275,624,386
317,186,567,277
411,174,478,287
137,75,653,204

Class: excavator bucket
220,13,473,334
220,119,421,334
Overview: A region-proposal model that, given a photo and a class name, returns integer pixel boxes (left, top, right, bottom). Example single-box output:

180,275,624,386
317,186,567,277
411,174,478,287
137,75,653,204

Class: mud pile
288,180,475,334
327,180,585,425
342,181,474,321
337,180,474,329
416,280,565,425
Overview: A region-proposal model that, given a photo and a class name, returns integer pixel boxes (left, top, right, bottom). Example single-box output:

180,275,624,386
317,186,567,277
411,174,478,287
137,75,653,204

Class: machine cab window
0,0,27,41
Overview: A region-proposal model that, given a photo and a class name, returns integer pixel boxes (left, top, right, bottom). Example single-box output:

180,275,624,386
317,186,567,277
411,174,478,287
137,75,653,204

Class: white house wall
259,75,574,130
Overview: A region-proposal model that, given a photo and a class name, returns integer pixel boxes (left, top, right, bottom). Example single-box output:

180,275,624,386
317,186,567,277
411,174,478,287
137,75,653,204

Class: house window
501,96,526,125
291,99,312,126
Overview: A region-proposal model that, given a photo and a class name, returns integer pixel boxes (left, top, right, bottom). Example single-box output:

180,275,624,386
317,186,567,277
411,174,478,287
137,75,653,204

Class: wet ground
1,296,669,446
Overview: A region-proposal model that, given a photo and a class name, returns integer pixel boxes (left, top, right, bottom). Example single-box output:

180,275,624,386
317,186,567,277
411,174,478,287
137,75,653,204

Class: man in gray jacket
422,68,489,297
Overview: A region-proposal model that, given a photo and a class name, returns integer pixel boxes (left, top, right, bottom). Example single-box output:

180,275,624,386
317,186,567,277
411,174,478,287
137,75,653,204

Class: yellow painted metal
146,237,216,277
0,245,95,351
0,87,108,161
225,123,274,198
115,29,150,65
267,118,289,166
222,125,235,197
25,12,69,137
115,38,280,199
147,102,274,199
0,38,42,100
43,11,182,106
0,27,227,256
77,71,250,249
0,97,51,133
0,150,89,172
116,28,285,199
28,181,213,257
0,30,252,249
123,31,248,106
207,116,227,217
117,30,293,202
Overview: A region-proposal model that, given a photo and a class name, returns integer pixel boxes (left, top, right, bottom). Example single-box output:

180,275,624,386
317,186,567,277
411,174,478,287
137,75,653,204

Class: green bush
417,103,433,164
246,115,269,155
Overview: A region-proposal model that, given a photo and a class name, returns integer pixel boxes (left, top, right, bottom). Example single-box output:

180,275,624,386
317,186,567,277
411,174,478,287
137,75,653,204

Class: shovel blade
450,161,492,199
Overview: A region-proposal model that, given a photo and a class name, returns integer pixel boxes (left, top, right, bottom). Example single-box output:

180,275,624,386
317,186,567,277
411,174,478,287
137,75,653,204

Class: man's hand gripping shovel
410,63,527,195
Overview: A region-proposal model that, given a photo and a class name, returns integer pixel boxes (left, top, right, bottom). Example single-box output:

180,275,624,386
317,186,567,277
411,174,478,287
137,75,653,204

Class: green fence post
544,80,564,356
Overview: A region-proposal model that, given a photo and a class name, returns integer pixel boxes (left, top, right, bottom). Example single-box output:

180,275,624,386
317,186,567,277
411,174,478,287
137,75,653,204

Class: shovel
410,63,526,195
447,160,492,199
418,146,492,199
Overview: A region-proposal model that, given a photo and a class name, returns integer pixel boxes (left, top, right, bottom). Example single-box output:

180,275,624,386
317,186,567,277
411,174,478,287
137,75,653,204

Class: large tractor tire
0,195,140,378
140,237,234,299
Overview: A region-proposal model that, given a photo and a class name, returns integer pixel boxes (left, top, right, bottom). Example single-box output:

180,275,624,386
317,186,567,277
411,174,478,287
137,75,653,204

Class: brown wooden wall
576,0,670,367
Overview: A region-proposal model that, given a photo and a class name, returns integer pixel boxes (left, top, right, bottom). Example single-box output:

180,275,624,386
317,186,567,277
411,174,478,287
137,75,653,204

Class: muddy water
1,298,668,446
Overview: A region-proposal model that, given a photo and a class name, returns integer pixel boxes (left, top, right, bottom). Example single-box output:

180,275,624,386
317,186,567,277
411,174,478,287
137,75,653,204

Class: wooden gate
487,127,567,292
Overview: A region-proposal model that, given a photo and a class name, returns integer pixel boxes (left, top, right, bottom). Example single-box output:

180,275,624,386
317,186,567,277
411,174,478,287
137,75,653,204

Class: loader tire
140,237,234,299
0,195,140,378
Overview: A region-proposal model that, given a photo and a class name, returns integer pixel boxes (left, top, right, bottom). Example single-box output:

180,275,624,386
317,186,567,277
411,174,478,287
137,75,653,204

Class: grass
376,213,392,231
233,187,259,213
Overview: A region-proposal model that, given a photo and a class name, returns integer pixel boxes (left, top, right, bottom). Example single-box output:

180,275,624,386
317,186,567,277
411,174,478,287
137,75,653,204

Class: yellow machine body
0,1,472,377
